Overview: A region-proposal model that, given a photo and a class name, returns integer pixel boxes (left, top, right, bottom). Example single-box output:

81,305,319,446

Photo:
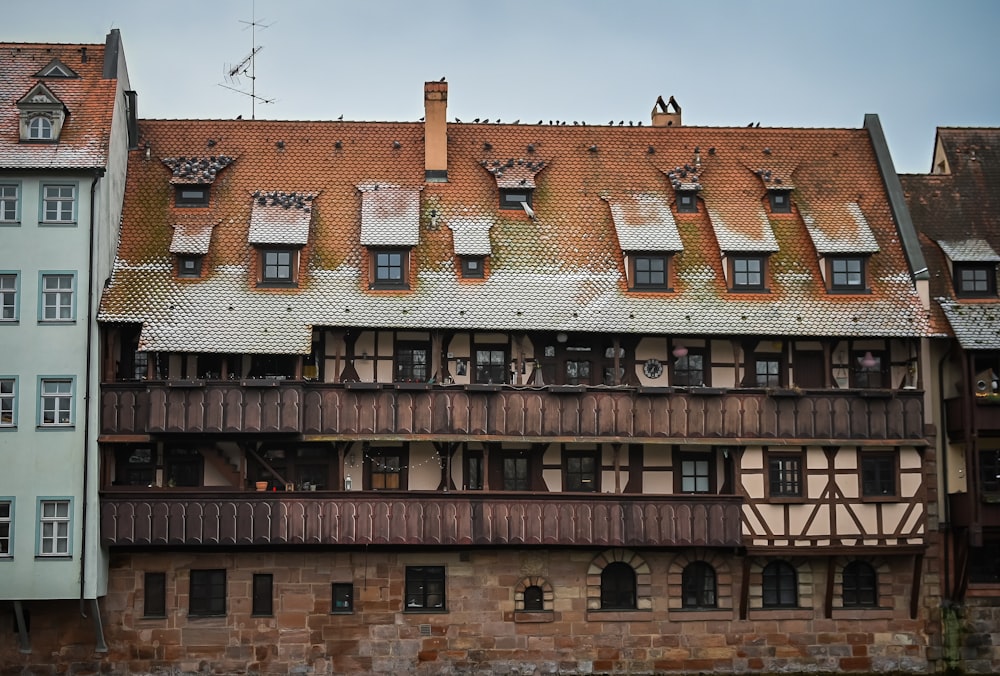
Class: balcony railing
100,491,743,548
100,382,926,442
944,396,1000,440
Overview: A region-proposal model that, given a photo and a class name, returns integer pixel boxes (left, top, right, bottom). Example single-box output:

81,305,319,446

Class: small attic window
175,186,209,208
768,190,792,214
676,190,698,213
955,263,997,298
28,117,53,141
500,188,532,210
460,256,485,279
177,255,203,278
828,256,868,293
36,60,78,78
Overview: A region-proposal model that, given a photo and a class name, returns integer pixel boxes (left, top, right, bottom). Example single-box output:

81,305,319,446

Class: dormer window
629,253,670,291
371,249,409,289
676,190,698,213
955,263,997,297
260,249,298,286
17,83,67,143
178,256,203,278
731,255,768,292
460,256,485,279
768,190,792,214
175,186,210,208
500,188,532,210
28,117,53,140
829,256,867,292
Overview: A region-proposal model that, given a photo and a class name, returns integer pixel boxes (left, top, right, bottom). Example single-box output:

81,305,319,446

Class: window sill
860,495,900,503
747,608,813,620
831,607,892,619
36,425,75,431
586,609,653,622
35,555,72,560
256,281,299,289
0,426,17,431
403,608,448,614
0,222,20,227
330,609,355,615
511,610,554,623
39,222,78,226
37,320,76,325
668,608,732,621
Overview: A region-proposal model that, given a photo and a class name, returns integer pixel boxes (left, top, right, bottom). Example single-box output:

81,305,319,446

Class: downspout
938,341,954,601
80,168,104,613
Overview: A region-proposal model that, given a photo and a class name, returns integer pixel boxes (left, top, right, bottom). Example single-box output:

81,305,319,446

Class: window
969,544,1000,584
523,585,544,611
115,447,155,486
678,452,714,493
600,562,636,609
174,186,209,207
475,348,507,384
465,451,483,490
0,500,11,557
144,572,166,617
332,583,354,612
753,356,782,387
405,566,445,610
0,378,15,427
37,499,70,556
732,256,766,291
39,378,73,426
40,273,75,321
395,343,429,382
768,190,791,213
41,185,76,223
371,249,408,289
767,453,803,498
164,448,202,487
564,451,598,492
252,574,273,616
565,359,591,385
631,255,668,290
981,450,1000,494
676,190,698,213
0,185,19,223
852,351,884,388
842,561,877,607
955,263,997,297
681,561,717,608
0,273,17,320
672,350,704,387
502,454,529,491
762,561,797,608
830,256,865,291
861,452,896,497
369,451,402,490
260,249,295,285
28,117,53,140
189,569,226,616
460,256,484,279
178,256,202,278
500,188,532,210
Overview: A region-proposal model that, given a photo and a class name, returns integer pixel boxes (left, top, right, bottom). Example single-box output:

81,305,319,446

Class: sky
6,0,1000,174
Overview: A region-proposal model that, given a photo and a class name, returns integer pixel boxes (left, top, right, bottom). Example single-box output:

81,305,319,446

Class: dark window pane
503,456,529,491
523,585,544,611
600,562,636,609
189,569,226,616
252,574,273,616
768,455,802,497
332,583,354,612
144,572,166,617
682,562,717,608
861,453,895,496
762,561,797,608
842,561,877,607
405,566,445,610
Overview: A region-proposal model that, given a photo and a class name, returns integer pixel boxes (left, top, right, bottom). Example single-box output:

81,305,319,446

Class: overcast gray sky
7,0,999,173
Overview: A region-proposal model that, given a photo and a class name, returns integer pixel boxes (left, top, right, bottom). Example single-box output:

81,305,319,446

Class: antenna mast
220,0,275,119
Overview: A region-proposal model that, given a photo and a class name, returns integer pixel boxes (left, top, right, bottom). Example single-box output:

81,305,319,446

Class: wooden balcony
99,491,743,548
100,382,927,443
945,397,1000,441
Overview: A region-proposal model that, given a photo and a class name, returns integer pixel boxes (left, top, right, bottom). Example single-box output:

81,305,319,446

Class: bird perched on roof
439,76,446,82
337,114,343,121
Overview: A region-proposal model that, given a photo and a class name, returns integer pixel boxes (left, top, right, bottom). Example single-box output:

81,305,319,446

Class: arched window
600,561,636,609
29,117,52,140
523,585,544,611
842,560,877,607
682,561,717,608
762,560,797,608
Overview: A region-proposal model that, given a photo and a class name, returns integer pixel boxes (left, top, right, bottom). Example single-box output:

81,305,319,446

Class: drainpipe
938,341,953,601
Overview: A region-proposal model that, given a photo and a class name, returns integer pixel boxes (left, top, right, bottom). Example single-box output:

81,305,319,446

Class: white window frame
0,377,16,428
0,499,12,558
39,272,75,322
0,184,19,224
29,116,53,140
38,377,73,427
37,498,71,557
40,184,76,224
0,272,17,322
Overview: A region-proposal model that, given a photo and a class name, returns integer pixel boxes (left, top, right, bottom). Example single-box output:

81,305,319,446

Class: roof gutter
864,113,929,282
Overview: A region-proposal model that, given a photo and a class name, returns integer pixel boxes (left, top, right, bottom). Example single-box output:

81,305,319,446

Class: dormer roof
358,184,421,247
483,158,546,189
163,155,235,184
604,193,684,252
248,191,315,246
169,223,215,255
34,58,79,78
803,202,880,254
937,239,1000,263
449,217,493,256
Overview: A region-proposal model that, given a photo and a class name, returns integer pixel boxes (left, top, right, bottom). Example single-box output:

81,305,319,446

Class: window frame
370,248,410,289
164,447,203,487
38,271,76,322
501,453,531,491
0,498,13,558
630,253,669,291
860,451,898,499
115,446,155,486
563,450,600,492
676,190,698,213
0,183,20,224
752,353,784,388
731,255,768,292
460,256,485,279
395,341,430,382
258,248,297,287
332,582,354,613
465,449,483,490
761,560,798,608
40,184,77,224
28,116,53,141
500,188,533,211
189,568,227,617
980,449,1000,495
768,189,792,214
36,497,72,558
174,185,210,208
522,585,544,611
766,450,804,499
0,376,16,428
1,272,20,322
681,561,718,609
37,376,74,427
600,561,637,610
842,560,878,608
404,565,446,612
474,346,508,384
177,255,203,279
144,572,167,618
851,350,886,389
828,256,867,293
954,263,997,298
367,447,406,490
676,450,716,494
252,573,273,617
671,349,706,387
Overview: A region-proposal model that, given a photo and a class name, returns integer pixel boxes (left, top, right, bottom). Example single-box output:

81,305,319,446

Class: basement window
500,188,532,210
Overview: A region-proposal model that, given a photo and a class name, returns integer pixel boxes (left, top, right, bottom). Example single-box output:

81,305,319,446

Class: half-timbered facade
89,84,937,674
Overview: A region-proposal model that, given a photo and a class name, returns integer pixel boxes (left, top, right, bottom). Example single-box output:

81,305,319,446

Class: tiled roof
100,110,930,354
169,223,215,255
248,191,315,246
0,42,117,169
901,128,1000,348
604,193,684,252
163,155,235,184
803,202,880,254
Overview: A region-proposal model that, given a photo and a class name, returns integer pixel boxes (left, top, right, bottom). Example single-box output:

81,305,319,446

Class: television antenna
220,1,275,119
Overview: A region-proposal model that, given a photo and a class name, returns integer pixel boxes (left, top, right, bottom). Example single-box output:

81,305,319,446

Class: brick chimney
424,81,448,182
651,95,682,127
